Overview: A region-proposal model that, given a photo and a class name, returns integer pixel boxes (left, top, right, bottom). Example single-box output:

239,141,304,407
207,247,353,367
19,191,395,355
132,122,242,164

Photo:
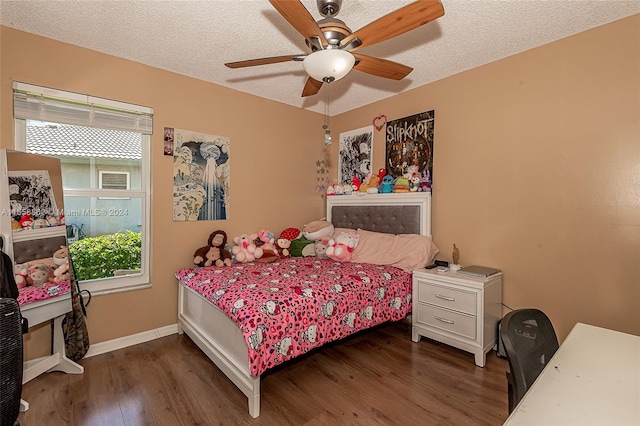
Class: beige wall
331,14,640,340
1,14,638,358
1,27,327,357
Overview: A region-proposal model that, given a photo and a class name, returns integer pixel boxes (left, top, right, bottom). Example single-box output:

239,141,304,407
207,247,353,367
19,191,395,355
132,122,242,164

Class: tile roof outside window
27,123,142,160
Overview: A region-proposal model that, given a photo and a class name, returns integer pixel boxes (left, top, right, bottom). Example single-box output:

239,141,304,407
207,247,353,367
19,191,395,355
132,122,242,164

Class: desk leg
47,314,84,375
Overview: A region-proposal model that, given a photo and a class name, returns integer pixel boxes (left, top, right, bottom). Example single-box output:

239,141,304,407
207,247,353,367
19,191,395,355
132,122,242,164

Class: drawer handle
435,316,454,324
435,293,455,302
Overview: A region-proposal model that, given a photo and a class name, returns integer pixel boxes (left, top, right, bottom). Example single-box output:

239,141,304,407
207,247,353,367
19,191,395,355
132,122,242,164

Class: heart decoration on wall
372,114,387,131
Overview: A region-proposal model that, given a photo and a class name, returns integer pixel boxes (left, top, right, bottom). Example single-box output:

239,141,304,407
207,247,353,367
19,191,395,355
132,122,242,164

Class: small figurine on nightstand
451,244,461,271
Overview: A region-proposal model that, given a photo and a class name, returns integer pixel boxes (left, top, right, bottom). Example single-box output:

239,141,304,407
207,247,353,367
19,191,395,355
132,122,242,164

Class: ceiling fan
225,0,445,97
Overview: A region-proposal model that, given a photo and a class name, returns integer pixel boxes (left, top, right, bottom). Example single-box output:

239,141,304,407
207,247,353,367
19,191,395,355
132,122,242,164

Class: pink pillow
350,229,439,272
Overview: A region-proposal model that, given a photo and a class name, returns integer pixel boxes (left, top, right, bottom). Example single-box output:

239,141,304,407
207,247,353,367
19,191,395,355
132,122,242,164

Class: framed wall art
385,110,434,183
171,128,230,221
338,125,373,186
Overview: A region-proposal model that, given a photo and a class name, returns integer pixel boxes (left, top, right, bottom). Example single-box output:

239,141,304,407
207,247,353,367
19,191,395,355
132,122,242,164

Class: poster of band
338,125,373,186
385,110,434,185
171,127,230,221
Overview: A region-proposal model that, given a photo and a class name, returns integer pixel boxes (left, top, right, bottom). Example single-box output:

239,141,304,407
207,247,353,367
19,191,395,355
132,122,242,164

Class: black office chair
499,308,559,413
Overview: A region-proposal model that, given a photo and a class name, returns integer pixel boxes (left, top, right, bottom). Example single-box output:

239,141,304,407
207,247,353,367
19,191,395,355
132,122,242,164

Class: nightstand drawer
416,304,476,339
417,282,476,315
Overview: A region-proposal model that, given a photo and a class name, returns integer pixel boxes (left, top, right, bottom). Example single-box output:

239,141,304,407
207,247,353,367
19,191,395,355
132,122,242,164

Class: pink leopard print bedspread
175,257,412,377
17,280,71,306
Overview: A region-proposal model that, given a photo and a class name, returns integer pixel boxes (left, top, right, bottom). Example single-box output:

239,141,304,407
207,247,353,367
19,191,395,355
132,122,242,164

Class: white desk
504,323,640,425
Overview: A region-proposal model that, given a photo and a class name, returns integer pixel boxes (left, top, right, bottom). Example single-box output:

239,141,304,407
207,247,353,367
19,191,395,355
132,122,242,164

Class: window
13,82,153,295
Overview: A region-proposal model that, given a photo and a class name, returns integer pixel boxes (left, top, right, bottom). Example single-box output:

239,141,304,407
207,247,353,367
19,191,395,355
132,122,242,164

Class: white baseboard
84,323,179,358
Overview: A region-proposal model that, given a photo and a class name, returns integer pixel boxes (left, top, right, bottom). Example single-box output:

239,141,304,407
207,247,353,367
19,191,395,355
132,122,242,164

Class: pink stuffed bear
232,233,263,263
326,231,360,262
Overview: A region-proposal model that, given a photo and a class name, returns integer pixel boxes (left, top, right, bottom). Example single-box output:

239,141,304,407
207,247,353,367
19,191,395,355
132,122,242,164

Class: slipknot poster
385,110,434,183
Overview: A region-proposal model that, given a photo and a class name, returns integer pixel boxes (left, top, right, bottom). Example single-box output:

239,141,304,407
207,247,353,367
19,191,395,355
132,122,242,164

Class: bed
175,192,434,417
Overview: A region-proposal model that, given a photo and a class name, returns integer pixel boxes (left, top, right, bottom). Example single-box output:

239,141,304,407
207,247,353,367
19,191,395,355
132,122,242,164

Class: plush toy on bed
14,263,28,289
52,245,71,282
53,261,70,282
302,219,334,242
26,264,55,286
255,229,279,263
194,230,233,267
326,231,360,262
276,228,301,257
232,233,263,263
314,237,331,259
301,219,335,257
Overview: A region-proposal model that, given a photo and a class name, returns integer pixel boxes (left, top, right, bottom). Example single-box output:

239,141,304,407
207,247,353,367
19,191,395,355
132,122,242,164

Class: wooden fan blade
340,0,444,51
302,77,323,97
353,54,413,80
225,55,305,69
269,0,328,46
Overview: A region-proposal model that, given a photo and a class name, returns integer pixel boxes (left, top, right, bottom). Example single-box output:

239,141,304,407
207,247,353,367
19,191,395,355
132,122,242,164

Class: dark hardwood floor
18,319,509,425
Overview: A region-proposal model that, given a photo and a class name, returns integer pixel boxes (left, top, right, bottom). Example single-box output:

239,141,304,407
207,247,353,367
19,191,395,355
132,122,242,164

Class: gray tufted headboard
326,193,432,238
13,235,67,264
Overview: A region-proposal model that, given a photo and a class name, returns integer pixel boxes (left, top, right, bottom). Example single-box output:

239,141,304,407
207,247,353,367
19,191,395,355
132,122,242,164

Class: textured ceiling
1,0,638,116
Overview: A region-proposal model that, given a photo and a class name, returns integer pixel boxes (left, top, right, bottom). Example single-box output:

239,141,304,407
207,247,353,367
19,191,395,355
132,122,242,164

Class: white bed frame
177,192,432,417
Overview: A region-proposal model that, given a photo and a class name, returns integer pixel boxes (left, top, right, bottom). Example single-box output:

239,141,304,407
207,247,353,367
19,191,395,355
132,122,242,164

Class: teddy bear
232,233,263,263
26,264,55,286
326,231,360,262
194,230,232,267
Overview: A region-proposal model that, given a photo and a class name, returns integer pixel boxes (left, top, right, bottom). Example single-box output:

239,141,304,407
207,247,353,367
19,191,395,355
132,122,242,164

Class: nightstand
412,267,502,367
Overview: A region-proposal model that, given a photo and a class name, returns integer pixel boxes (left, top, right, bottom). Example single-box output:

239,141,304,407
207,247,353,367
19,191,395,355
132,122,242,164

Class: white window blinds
13,82,153,134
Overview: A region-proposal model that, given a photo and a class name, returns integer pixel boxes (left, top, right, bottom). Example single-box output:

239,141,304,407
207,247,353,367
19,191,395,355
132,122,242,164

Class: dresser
412,268,502,367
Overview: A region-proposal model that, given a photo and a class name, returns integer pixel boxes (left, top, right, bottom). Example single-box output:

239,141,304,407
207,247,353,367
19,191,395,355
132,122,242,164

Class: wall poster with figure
385,110,435,185
171,127,230,221
338,125,373,187
8,169,59,224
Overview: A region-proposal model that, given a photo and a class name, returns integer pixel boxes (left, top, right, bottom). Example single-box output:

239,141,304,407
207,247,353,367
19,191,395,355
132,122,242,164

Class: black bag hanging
62,256,90,362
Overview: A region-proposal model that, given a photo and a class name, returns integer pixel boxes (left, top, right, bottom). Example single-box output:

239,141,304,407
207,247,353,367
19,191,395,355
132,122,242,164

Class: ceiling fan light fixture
303,49,355,82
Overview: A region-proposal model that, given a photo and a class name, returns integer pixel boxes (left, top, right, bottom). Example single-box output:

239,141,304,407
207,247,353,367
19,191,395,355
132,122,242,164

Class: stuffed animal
32,218,49,229
26,264,55,286
394,176,410,193
53,245,68,266
14,263,28,289
409,174,421,192
302,219,334,242
378,175,395,193
419,170,431,192
289,236,316,257
366,175,380,193
53,261,70,282
232,233,263,263
194,230,232,267
276,228,300,258
255,229,278,263
314,237,331,259
275,237,291,257
19,213,33,229
326,231,360,262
